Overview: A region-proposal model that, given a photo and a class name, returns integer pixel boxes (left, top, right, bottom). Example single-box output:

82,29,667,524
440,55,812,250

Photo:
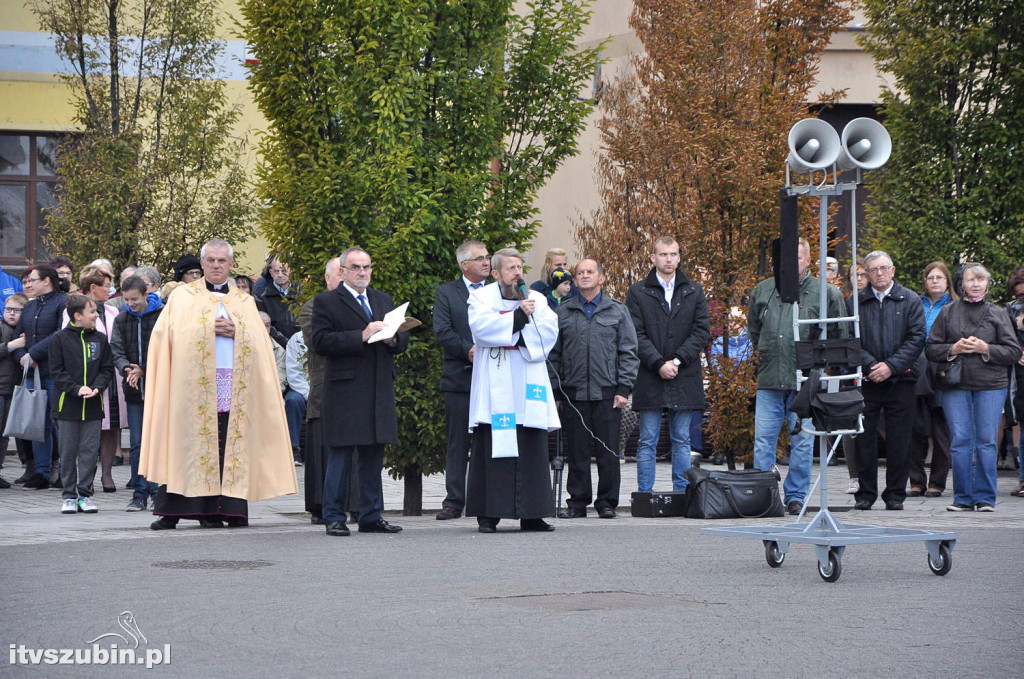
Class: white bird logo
87,611,148,648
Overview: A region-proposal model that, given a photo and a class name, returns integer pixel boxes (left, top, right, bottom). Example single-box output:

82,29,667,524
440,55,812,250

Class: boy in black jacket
49,295,114,514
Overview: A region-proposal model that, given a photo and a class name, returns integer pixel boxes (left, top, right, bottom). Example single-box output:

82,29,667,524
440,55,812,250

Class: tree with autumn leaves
576,0,850,463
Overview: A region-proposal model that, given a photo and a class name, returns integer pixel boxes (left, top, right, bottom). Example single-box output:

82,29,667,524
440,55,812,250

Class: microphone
516,278,531,323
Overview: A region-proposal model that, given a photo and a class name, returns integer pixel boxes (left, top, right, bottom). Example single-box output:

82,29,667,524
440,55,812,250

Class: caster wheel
928,543,952,576
764,541,785,568
817,549,842,582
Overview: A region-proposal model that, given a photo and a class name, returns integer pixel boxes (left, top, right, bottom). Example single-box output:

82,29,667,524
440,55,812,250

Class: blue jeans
940,388,1005,507
283,388,307,449
26,376,55,477
636,409,694,493
753,389,813,504
126,401,158,501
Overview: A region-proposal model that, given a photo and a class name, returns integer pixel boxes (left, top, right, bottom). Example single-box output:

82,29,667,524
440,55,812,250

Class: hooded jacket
48,324,114,421
110,293,164,403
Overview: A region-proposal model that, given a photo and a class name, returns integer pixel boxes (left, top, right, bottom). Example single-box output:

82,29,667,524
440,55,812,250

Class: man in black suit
311,247,409,536
433,240,490,520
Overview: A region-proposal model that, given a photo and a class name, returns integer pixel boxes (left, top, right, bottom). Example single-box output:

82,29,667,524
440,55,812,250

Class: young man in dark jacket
49,295,114,514
13,264,68,489
626,237,711,494
109,276,163,511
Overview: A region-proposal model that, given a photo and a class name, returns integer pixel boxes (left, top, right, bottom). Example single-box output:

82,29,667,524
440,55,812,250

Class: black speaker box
630,491,688,517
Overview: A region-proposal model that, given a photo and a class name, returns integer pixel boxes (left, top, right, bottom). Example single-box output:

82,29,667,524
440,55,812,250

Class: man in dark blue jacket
626,237,710,494
13,264,68,489
849,251,926,510
433,240,490,520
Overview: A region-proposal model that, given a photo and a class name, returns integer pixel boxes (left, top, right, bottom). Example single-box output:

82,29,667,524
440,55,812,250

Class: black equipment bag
794,338,862,370
684,467,784,519
630,491,688,517
810,389,863,432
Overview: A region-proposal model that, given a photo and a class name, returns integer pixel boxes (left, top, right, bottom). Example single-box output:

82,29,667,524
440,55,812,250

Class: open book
367,301,421,343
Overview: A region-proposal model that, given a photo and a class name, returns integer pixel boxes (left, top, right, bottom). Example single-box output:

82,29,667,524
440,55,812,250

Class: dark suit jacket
433,279,475,393
310,285,408,447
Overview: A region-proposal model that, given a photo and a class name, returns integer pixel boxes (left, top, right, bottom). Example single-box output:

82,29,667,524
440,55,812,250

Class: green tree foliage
241,0,598,508
575,0,849,463
859,0,1024,291
32,0,255,274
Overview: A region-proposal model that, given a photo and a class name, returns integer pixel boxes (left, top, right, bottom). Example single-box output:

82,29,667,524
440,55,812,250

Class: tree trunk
402,463,422,516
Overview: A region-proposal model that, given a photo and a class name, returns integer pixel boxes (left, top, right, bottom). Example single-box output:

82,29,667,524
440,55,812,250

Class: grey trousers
59,419,102,500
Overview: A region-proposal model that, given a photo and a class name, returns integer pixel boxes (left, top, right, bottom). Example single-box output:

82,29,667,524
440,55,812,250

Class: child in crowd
49,294,114,514
0,292,27,488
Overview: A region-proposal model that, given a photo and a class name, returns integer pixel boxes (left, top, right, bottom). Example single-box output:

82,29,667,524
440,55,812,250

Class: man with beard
466,248,560,533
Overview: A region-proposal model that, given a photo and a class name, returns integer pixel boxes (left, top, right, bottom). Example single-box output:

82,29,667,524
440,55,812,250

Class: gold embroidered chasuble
139,281,298,501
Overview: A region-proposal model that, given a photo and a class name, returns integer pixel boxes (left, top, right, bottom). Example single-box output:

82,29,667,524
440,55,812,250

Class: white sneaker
61,498,77,514
845,478,859,494
77,497,98,513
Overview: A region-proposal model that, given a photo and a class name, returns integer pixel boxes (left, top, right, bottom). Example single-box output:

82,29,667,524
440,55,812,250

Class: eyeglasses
184,269,202,277
465,256,490,263
925,275,947,282
4,307,23,314
865,265,893,275
24,277,42,283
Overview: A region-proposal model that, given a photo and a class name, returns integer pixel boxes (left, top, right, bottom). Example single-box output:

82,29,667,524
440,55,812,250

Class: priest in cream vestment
140,240,297,529
466,248,560,533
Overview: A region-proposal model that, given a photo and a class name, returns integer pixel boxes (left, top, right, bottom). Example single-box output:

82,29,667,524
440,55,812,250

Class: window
0,132,61,267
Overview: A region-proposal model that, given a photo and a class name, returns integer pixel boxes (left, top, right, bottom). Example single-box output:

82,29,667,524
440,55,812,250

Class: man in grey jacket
549,258,638,519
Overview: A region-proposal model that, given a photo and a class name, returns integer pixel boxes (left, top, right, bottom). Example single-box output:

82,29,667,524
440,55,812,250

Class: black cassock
465,424,554,520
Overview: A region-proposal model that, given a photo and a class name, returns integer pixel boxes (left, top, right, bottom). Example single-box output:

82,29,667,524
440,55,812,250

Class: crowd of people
0,238,1021,531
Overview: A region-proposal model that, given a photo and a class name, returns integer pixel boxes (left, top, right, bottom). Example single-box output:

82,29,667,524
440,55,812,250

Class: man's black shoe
478,524,497,533
310,515,324,525
359,520,402,534
0,476,11,489
13,470,34,484
597,507,617,519
150,517,178,531
786,500,803,515
885,500,904,511
436,507,461,520
520,519,555,532
854,499,873,510
23,474,49,490
325,521,350,536
198,518,225,528
557,507,586,519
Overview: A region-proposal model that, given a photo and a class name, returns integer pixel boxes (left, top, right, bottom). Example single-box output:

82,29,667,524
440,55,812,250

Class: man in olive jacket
626,237,710,493
747,237,846,514
549,258,638,519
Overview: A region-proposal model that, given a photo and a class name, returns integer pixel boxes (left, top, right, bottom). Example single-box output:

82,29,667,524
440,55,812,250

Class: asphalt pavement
2,457,1022,677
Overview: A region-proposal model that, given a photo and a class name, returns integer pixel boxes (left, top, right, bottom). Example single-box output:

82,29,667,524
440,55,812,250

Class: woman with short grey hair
926,263,1021,512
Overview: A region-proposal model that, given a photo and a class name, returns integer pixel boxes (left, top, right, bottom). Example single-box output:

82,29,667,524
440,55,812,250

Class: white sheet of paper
367,301,410,343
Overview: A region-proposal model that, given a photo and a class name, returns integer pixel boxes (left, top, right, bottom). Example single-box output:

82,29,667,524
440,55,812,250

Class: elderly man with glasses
848,250,926,511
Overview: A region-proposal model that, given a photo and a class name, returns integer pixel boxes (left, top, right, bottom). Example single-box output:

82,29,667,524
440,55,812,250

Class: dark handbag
928,358,962,390
3,362,48,442
810,389,863,432
684,467,784,519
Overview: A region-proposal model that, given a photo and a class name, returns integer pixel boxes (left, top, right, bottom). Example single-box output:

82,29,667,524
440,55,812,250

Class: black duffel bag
684,467,784,519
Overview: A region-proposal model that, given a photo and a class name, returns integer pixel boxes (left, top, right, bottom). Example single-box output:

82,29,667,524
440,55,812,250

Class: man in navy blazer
433,240,490,520
311,247,409,536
